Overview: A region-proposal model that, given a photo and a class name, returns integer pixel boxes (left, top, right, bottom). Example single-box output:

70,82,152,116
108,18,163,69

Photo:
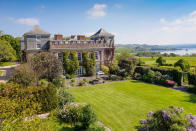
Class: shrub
57,87,74,109
59,103,97,129
38,79,49,87
78,104,97,129
165,80,177,87
109,62,119,75
108,75,121,81
52,76,65,88
0,83,57,114
70,79,75,86
147,70,155,83
188,85,196,93
154,71,162,84
9,64,36,87
138,106,191,131
174,59,190,72
0,82,5,90
101,65,109,75
78,80,85,86
83,78,88,84
156,56,166,66
134,73,142,80
65,74,76,79
188,73,196,86
117,51,139,77
30,52,62,82
135,66,182,86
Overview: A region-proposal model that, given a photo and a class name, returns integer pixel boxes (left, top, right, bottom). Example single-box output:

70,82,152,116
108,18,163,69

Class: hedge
188,73,196,86
135,66,183,86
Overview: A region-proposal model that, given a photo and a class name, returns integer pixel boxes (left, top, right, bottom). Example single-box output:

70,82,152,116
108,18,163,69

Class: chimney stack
54,34,63,40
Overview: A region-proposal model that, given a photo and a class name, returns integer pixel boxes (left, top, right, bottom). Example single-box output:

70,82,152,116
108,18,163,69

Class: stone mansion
20,25,115,76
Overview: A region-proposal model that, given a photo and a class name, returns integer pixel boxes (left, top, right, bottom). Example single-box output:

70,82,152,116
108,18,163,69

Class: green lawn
0,62,15,67
0,70,3,76
69,80,196,130
139,57,196,66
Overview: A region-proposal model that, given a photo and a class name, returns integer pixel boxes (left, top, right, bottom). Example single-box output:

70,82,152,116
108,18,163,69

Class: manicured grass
139,57,196,66
69,80,196,130
0,62,15,67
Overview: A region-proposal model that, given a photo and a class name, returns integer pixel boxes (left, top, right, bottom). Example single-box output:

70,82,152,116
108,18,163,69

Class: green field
69,80,196,130
139,57,196,67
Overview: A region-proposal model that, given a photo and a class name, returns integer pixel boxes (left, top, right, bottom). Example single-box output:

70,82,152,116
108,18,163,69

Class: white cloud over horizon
115,10,196,45
86,4,107,19
9,17,39,26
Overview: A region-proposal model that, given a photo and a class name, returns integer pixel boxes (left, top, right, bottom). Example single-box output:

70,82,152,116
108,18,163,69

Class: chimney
77,35,85,40
54,34,63,40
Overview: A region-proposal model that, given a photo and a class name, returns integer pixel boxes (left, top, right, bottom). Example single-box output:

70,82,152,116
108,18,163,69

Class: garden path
0,64,20,83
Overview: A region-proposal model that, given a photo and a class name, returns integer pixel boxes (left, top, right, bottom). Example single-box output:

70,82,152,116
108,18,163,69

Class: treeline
135,52,179,57
115,44,175,53
0,30,20,62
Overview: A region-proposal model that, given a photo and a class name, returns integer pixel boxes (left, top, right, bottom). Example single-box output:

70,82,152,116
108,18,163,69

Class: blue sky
1,0,196,45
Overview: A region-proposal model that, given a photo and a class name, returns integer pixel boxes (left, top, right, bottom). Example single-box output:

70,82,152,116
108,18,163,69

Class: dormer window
36,44,41,49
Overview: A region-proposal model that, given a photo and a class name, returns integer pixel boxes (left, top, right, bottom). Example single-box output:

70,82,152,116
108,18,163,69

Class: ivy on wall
62,50,79,75
82,51,96,76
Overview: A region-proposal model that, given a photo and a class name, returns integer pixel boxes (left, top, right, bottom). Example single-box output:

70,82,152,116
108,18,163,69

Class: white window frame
77,66,83,76
36,43,41,49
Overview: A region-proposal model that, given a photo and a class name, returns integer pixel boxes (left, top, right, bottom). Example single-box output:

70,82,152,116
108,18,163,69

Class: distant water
160,48,196,56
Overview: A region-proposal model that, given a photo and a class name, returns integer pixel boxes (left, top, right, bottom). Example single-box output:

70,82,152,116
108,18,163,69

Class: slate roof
91,28,114,38
24,25,50,35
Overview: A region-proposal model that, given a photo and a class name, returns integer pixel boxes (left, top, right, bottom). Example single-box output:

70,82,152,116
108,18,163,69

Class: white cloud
87,4,107,19
160,10,196,32
10,18,39,26
160,18,167,24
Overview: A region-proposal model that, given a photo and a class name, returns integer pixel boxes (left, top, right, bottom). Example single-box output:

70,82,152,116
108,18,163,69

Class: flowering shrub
57,87,74,109
165,80,177,87
138,106,196,131
59,103,97,129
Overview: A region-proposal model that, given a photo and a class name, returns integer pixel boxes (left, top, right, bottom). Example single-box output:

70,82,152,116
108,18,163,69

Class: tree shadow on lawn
185,94,196,103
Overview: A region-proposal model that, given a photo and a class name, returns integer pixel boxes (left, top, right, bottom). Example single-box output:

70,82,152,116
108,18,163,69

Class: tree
174,59,190,72
9,64,36,87
156,56,166,66
82,51,96,76
109,59,119,75
29,52,62,82
62,50,79,75
0,35,20,59
117,51,139,77
0,40,16,62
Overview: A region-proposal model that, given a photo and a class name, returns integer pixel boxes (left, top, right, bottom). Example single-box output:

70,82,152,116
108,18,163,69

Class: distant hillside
115,44,176,53
167,44,196,49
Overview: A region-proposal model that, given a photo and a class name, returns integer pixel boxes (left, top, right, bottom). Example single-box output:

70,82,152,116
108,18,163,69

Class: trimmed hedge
188,73,196,86
135,66,182,86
